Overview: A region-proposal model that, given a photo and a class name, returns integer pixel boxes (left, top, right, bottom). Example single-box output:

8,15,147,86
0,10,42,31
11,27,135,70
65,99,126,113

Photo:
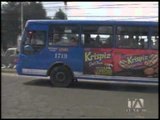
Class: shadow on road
24,79,53,87
24,79,158,93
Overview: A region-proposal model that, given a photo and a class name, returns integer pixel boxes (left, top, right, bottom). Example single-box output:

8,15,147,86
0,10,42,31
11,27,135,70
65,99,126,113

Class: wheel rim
55,72,65,82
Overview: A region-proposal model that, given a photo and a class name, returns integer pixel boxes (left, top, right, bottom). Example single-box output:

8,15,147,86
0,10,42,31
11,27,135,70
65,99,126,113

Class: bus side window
49,25,79,46
83,25,113,48
116,26,149,49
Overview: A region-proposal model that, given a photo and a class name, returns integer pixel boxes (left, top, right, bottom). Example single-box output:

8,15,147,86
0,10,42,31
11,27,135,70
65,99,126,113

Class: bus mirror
24,45,34,54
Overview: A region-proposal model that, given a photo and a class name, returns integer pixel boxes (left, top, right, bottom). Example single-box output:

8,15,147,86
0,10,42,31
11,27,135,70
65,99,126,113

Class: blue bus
16,20,158,87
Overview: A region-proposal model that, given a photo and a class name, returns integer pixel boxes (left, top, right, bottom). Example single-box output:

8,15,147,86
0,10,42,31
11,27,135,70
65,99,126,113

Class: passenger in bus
53,34,60,43
85,34,90,43
29,31,36,45
105,36,112,47
85,34,94,47
31,32,43,45
154,39,158,49
70,37,78,45
54,34,67,45
130,39,138,48
151,37,158,49
117,35,126,48
128,37,137,48
95,34,101,47
139,39,145,49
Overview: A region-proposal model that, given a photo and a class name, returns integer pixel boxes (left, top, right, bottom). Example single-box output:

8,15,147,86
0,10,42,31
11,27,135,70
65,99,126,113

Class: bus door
20,25,48,75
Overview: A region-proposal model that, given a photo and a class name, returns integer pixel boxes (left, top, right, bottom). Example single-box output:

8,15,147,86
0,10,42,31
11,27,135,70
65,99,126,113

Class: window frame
48,24,80,47
81,25,113,48
22,30,47,54
115,25,150,49
150,27,158,50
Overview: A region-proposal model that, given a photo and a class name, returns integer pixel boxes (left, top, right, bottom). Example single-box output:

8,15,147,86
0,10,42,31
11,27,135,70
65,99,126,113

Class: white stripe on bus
22,69,47,75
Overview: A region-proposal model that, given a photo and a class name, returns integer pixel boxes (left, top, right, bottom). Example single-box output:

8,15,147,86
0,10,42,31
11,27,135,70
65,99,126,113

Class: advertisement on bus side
84,48,158,77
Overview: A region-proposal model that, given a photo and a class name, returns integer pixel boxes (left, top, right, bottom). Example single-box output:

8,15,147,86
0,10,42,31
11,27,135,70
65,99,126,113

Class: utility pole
64,1,67,16
17,2,23,52
64,1,67,6
21,2,23,35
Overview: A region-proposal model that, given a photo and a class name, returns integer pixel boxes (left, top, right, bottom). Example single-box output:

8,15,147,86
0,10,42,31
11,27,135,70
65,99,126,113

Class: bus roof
26,20,158,27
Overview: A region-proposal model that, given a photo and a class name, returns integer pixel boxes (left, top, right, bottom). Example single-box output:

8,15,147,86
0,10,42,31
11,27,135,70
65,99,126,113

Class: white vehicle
2,48,18,68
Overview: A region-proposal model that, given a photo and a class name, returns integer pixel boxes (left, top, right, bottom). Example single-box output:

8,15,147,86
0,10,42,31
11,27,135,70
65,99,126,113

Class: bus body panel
47,46,84,73
17,46,84,76
83,48,158,78
112,49,158,77
84,48,113,76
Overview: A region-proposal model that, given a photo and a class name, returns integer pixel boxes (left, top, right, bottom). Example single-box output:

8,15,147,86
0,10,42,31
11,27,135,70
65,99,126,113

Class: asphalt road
1,73,158,118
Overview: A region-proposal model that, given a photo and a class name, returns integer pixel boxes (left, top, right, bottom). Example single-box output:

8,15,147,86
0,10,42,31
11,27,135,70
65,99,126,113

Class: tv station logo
126,98,146,112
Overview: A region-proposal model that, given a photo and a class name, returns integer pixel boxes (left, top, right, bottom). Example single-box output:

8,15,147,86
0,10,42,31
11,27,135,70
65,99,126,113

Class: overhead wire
42,2,158,21
2,2,158,21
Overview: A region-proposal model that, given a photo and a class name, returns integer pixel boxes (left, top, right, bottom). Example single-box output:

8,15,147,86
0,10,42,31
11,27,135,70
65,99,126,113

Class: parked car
1,48,18,69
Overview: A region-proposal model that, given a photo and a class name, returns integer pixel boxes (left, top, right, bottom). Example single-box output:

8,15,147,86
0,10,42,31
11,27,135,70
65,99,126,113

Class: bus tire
50,65,73,87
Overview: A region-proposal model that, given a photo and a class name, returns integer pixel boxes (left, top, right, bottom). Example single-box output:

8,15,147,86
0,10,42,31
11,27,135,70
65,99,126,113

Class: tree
1,2,47,51
23,2,47,25
53,8,67,20
2,2,20,50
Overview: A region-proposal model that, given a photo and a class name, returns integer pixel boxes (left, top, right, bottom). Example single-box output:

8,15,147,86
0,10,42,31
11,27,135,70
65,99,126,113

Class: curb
1,68,16,73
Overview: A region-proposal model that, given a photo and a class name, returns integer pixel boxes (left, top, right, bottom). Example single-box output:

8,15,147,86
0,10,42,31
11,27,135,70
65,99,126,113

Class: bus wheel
50,65,73,87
